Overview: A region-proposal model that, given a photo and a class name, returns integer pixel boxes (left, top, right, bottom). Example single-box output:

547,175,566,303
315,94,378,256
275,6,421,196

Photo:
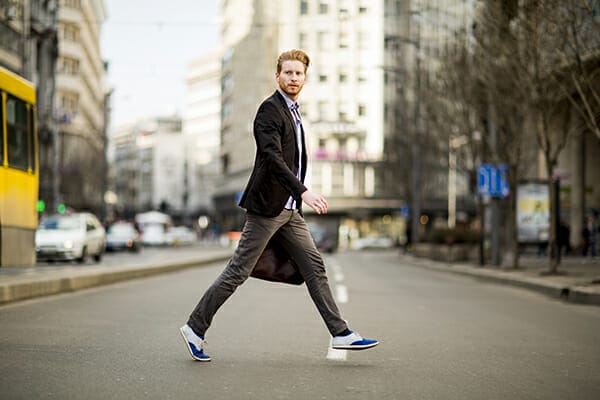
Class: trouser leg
187,211,287,336
274,211,348,336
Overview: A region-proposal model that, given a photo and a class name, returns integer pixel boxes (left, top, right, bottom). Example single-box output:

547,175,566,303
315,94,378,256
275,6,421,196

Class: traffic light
57,203,66,214
37,200,45,212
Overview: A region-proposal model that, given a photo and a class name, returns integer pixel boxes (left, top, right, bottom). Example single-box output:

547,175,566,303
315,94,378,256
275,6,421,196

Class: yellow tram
0,66,38,266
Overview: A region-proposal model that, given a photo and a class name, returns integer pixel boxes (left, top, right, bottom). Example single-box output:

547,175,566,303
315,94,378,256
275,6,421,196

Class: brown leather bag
251,240,304,285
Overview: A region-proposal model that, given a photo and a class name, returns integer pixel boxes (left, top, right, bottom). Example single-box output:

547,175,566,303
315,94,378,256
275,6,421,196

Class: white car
166,226,197,246
36,213,106,263
351,236,395,250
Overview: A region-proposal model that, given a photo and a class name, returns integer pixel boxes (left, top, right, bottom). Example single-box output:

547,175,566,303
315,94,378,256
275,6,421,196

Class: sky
101,0,219,130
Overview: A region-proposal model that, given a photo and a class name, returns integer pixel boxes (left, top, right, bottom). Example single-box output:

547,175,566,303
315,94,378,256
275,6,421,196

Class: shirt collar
277,88,298,110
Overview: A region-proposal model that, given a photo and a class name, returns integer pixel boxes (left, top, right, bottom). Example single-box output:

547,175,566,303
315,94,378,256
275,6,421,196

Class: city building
0,1,60,213
215,0,282,231
110,116,186,219
281,0,409,245
54,0,109,217
182,49,222,222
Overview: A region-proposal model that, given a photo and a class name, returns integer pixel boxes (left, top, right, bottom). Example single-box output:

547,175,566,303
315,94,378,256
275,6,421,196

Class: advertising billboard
517,182,550,243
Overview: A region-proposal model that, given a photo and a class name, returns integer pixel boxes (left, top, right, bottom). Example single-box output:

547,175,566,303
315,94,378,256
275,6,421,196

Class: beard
278,81,303,97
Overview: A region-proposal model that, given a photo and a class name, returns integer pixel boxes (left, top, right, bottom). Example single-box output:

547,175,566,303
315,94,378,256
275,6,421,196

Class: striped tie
291,103,302,124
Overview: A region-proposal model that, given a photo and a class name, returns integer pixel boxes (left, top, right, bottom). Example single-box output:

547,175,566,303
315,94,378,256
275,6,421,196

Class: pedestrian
557,219,570,256
584,215,598,260
179,49,379,361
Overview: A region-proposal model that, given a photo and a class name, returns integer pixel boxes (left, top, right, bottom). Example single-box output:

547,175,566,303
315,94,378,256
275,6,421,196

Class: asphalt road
1,250,599,400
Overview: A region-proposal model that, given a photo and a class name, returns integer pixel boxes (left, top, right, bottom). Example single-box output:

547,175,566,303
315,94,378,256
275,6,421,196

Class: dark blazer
239,91,308,217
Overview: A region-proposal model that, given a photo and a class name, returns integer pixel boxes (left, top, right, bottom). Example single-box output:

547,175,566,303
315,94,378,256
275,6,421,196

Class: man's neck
278,88,298,103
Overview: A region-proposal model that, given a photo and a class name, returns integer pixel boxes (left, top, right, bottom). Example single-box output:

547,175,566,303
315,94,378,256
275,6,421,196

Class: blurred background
1,0,599,269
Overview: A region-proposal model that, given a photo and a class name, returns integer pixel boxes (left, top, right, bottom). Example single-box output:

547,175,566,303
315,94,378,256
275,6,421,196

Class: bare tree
510,0,599,273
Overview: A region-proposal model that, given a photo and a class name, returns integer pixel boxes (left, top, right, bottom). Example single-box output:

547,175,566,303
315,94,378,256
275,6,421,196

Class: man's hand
301,190,328,214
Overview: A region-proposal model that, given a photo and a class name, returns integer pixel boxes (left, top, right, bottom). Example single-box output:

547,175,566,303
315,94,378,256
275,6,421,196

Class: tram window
0,95,3,165
6,95,29,171
28,106,35,172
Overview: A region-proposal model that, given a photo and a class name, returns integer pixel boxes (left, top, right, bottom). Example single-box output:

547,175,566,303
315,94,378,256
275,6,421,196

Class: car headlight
64,240,74,249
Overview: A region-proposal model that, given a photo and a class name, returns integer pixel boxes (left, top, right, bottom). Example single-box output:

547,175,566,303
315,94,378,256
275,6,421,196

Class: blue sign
399,205,410,218
478,164,509,198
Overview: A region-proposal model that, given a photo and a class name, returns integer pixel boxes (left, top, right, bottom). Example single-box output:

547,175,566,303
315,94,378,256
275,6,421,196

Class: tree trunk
547,163,559,274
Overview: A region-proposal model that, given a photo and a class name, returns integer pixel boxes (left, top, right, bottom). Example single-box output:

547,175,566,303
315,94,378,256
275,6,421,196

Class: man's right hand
301,190,328,214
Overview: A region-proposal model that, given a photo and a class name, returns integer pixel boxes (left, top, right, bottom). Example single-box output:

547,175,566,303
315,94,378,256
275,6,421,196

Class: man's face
276,60,306,100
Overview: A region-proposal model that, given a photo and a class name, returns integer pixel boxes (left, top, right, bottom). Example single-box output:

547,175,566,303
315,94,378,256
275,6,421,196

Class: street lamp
448,135,468,229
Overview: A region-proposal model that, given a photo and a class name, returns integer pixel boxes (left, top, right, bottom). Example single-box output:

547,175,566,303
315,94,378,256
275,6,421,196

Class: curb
0,254,232,306
405,256,600,306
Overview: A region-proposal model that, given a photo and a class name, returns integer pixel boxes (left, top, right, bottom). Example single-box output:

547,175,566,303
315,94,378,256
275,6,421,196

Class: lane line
336,285,348,304
326,338,348,361
325,256,348,361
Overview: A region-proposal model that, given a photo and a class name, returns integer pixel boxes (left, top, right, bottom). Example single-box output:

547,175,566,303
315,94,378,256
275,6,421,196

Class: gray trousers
187,209,348,337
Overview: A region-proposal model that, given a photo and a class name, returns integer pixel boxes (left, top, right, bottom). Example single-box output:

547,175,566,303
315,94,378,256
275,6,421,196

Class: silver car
36,213,106,263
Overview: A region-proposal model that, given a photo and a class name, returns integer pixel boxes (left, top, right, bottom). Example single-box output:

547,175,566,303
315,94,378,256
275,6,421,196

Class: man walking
180,49,379,361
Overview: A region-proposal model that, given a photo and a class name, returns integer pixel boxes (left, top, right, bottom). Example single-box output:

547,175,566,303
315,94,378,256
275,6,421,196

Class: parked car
36,213,106,263
166,226,197,246
351,236,395,250
106,222,141,252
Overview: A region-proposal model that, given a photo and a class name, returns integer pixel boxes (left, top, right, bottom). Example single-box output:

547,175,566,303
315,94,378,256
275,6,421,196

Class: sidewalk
0,244,233,305
403,253,600,305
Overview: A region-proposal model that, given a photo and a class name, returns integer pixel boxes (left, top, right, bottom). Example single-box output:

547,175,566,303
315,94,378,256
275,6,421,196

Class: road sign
478,164,509,198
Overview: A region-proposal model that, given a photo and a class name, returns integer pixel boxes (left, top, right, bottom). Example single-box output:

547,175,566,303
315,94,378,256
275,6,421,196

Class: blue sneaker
179,324,211,362
331,331,379,350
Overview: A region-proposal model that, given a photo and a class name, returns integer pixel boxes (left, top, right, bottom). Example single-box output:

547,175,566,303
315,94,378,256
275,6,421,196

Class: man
179,49,378,362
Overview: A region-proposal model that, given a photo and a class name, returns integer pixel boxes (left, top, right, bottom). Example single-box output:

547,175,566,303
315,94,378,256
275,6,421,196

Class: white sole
179,327,211,362
332,341,379,351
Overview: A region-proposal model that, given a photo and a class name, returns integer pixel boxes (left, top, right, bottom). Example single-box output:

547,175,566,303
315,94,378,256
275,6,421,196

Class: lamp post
448,135,468,228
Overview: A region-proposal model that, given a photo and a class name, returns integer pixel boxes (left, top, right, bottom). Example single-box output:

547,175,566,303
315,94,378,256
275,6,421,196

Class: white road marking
336,285,348,304
325,256,349,361
326,338,348,361
328,258,345,282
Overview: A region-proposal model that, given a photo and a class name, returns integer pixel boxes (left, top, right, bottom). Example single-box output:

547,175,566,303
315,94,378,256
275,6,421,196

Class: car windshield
39,216,80,231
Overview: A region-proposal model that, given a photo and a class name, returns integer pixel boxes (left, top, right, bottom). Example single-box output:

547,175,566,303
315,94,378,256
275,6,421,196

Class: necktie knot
290,103,301,123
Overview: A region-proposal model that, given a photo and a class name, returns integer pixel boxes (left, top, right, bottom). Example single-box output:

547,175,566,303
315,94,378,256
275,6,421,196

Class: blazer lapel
274,91,297,134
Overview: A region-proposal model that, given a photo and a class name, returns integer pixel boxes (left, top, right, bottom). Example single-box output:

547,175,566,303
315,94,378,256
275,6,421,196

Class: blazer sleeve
254,101,307,200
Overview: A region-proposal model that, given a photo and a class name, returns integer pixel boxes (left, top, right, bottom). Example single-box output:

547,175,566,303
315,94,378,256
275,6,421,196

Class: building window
61,23,80,42
358,32,369,49
60,57,80,75
318,101,327,121
319,1,329,14
222,48,234,67
62,0,81,9
221,154,229,174
60,92,79,114
344,164,355,195
319,74,328,82
300,0,309,15
299,32,307,49
365,166,375,197
339,31,349,48
339,73,347,83
317,31,331,50
221,100,232,120
221,73,233,93
359,5,368,14
358,104,366,117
